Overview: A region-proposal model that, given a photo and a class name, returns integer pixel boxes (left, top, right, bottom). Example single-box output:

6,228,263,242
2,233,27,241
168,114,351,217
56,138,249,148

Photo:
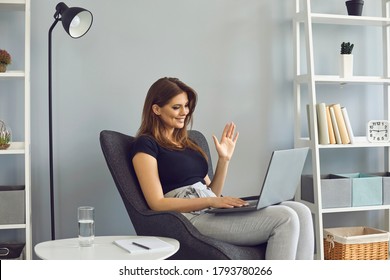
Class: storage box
334,173,382,207
384,173,390,205
0,243,25,260
323,227,390,260
0,185,25,224
301,175,351,208
369,172,390,205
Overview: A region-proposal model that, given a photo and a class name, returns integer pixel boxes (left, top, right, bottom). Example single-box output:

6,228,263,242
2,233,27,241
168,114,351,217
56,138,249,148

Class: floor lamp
48,2,93,240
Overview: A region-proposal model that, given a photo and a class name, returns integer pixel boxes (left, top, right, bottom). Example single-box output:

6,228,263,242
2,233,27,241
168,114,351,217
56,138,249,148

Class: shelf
322,205,390,213
301,200,390,213
0,71,25,79
293,0,390,261
295,75,390,85
296,137,390,148
0,224,26,230
295,12,390,26
0,0,31,260
0,142,25,154
0,0,26,3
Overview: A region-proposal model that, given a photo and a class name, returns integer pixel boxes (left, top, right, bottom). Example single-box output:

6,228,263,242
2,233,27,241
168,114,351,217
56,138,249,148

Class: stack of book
308,103,354,145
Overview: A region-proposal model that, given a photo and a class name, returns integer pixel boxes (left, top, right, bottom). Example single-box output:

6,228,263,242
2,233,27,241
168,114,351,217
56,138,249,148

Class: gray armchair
100,130,266,259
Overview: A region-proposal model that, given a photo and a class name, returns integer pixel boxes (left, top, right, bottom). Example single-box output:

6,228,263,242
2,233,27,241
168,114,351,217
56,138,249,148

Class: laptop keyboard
241,200,258,207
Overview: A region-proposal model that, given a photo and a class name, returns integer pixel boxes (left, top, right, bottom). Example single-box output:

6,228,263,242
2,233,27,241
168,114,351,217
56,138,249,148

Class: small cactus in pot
339,42,354,78
340,42,354,54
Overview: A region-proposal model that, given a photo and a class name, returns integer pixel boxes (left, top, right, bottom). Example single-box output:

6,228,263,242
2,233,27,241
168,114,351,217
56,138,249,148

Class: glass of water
78,206,95,247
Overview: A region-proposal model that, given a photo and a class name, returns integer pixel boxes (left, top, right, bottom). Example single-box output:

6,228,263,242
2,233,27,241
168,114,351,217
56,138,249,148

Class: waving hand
212,122,239,161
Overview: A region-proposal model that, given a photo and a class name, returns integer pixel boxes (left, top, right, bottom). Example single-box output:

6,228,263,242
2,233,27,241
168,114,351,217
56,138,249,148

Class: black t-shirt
130,135,208,194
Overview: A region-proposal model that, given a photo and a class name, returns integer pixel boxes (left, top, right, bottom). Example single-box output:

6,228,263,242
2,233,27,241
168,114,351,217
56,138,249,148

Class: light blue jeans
165,183,314,260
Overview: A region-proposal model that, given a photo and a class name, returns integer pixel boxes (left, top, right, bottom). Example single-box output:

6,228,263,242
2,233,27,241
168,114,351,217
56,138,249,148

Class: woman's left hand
212,122,239,161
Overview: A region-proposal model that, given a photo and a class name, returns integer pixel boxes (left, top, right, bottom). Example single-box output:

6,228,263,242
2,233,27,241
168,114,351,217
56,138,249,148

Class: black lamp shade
56,2,93,38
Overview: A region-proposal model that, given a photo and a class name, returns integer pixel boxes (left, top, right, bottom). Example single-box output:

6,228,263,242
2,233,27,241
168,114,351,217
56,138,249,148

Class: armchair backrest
188,130,214,180
99,130,149,216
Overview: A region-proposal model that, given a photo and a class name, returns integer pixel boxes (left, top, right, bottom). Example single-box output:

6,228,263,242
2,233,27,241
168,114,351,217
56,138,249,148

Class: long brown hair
137,77,207,159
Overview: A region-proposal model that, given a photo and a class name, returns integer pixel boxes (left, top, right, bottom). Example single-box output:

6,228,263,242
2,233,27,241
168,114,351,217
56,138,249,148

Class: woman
131,77,314,260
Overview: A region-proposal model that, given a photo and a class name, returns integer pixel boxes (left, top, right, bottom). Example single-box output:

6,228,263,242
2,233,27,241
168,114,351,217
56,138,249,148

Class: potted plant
0,49,11,73
345,0,364,16
340,42,354,78
0,120,11,150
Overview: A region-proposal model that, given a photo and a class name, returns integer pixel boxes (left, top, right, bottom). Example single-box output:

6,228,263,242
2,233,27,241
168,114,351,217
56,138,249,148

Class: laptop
205,147,309,214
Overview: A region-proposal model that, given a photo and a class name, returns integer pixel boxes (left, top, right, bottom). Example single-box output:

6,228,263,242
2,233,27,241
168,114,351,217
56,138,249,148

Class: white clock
367,120,390,143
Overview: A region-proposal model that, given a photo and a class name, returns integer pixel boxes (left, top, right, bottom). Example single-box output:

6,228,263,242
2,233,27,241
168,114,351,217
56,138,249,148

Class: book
330,103,350,144
113,237,175,254
329,106,342,144
326,105,336,144
341,106,354,144
316,103,330,144
306,104,312,139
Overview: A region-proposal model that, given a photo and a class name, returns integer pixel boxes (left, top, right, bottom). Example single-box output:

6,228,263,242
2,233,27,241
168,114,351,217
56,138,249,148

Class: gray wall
1,0,387,258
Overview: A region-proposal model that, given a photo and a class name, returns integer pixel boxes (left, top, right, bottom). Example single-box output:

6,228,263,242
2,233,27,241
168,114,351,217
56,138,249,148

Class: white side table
34,236,179,260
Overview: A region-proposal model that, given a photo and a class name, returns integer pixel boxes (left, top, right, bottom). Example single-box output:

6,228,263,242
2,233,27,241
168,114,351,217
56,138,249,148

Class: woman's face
153,92,190,132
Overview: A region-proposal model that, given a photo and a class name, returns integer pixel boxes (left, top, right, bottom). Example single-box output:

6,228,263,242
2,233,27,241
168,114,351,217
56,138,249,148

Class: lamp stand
48,17,60,240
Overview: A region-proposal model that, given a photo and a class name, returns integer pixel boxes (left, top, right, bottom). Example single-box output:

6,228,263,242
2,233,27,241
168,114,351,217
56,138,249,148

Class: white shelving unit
0,0,31,259
293,0,390,260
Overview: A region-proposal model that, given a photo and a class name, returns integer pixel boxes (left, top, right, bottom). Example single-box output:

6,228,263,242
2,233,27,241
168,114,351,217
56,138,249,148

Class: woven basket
324,227,390,260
